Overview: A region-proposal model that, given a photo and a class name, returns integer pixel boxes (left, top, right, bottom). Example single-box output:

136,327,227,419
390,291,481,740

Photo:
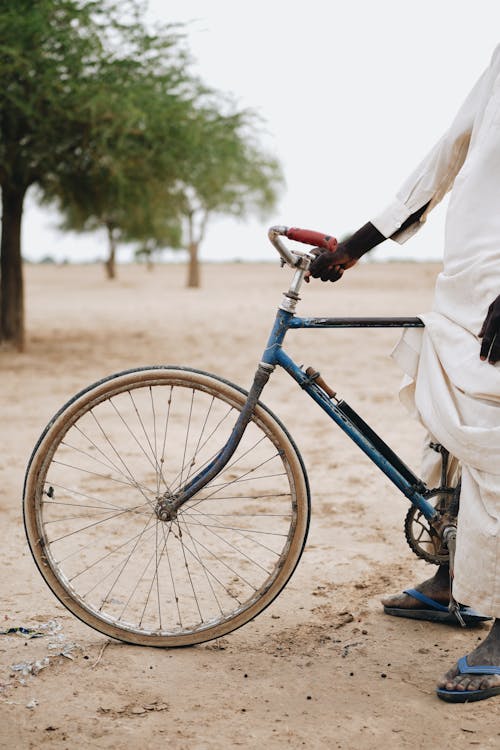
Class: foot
437,619,500,701
381,565,450,611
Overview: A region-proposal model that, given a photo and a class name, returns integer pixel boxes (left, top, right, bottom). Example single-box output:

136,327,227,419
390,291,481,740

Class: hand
306,242,358,283
479,295,500,363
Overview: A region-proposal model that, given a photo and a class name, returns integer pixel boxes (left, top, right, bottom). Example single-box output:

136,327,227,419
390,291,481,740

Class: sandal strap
403,588,449,612
457,656,500,676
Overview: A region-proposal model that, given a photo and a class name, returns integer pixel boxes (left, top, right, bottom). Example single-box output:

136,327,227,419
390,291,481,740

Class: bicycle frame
161,232,440,527
262,309,436,519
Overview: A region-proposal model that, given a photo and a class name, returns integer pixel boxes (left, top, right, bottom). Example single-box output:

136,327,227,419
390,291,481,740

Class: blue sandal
437,656,500,702
383,588,492,626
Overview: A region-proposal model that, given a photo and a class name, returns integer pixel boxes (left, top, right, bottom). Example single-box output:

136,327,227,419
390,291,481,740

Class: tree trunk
105,223,117,280
186,241,200,288
0,184,27,350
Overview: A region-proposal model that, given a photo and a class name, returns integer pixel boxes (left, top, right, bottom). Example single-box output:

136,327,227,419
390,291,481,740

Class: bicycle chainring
404,491,455,565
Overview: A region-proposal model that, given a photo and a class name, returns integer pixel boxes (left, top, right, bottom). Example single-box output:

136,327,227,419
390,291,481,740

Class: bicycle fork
155,361,274,521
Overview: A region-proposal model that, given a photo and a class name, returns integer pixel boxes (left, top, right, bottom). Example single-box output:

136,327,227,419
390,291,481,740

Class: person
308,44,500,703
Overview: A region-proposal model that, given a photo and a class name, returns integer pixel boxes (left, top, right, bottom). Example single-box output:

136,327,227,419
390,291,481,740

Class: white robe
371,46,500,616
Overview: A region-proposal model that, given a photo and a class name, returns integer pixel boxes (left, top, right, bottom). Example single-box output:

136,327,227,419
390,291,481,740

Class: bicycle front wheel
24,367,310,647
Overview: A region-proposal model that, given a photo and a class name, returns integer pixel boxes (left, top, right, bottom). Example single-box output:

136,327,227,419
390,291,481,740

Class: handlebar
268,225,338,267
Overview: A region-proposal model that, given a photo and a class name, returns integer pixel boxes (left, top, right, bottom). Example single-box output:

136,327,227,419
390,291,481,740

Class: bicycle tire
23,366,310,647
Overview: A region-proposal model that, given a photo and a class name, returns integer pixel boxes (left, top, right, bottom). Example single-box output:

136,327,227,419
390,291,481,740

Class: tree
45,24,195,279
0,0,95,348
51,82,283,286
0,1,284,348
179,106,283,288
0,0,191,346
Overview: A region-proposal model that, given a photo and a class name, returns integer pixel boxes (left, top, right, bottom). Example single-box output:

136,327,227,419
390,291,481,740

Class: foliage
0,0,284,348
38,2,195,278
0,0,193,345
179,102,284,287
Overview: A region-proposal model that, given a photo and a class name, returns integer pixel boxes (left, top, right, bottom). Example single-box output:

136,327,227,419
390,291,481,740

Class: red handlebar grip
286,227,338,251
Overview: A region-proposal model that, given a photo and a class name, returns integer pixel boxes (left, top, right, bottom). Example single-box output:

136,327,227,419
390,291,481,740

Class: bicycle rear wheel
23,367,310,647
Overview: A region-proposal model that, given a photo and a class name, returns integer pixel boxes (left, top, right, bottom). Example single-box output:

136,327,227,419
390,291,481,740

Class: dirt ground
1,260,499,749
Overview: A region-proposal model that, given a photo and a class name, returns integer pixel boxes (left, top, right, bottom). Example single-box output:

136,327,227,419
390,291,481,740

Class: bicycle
22,226,461,648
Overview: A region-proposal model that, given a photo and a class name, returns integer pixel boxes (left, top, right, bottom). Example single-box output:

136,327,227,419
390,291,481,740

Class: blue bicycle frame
262,309,436,520
166,244,440,527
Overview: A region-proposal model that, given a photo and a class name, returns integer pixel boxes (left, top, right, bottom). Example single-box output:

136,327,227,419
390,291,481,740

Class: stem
0,183,27,350
105,222,117,280
187,241,200,288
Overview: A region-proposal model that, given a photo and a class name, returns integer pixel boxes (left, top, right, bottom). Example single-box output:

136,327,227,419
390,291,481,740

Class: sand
1,260,499,748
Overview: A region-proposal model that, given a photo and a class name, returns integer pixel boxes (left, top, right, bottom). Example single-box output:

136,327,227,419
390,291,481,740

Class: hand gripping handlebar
286,227,338,251
268,225,338,266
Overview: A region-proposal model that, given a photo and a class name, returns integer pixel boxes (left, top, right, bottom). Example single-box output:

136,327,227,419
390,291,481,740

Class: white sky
23,0,500,263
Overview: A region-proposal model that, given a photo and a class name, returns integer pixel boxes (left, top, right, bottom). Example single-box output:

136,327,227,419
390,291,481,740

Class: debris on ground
0,620,62,639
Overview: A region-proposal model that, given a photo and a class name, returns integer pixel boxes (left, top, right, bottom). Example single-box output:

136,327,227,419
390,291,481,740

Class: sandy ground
1,260,499,749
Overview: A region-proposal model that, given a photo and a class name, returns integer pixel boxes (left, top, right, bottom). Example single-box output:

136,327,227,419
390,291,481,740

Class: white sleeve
372,46,500,244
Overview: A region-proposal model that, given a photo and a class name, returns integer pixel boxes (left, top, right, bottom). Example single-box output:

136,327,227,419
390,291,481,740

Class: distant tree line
0,0,282,350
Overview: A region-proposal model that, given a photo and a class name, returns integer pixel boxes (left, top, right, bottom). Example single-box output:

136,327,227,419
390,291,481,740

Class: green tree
46,27,194,279
0,0,98,348
179,106,283,288
53,89,283,286
0,0,190,346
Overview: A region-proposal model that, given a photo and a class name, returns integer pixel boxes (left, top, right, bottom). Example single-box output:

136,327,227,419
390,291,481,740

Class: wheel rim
26,371,307,644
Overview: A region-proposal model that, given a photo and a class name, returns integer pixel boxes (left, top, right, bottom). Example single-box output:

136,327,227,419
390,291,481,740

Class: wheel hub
155,493,178,522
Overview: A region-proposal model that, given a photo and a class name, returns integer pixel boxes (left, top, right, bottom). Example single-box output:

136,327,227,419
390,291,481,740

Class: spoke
150,387,160,496
171,518,204,622
118,531,162,623
186,456,285,513
68,519,157,583
168,523,246,606
69,514,154,598
206,471,286,491
136,519,168,629
48,503,148,545
159,521,183,628
71,426,154,502
43,508,133,524
171,433,266,497
182,395,216,485
182,491,291,512
177,514,224,618
180,516,288,539
167,402,235,490
179,513,272,573
63,429,153,499
154,521,162,629
178,389,195,490
159,386,173,487
89,408,155,509
57,511,154,565
182,510,292,518
98,510,158,611
43,481,139,513
51,459,156,497
174,517,260,590
182,507,286,557
216,435,267,482
127,390,167,491
181,494,292,516
109,396,169,491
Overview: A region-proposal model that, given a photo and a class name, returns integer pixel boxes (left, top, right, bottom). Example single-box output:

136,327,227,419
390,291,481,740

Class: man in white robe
309,45,500,702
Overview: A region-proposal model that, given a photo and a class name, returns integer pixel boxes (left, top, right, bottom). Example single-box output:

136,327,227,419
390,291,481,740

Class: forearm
346,201,431,260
